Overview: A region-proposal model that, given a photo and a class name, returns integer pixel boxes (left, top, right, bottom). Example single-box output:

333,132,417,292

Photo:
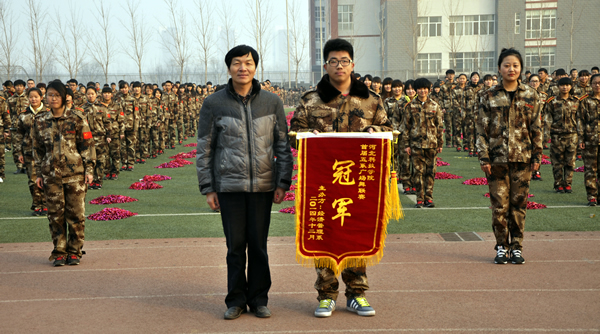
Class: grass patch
1,127,598,243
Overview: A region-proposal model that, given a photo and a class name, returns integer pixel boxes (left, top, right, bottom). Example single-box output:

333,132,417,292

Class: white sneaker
315,299,335,317
0,176,4,183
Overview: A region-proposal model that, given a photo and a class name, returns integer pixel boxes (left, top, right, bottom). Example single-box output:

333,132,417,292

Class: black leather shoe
224,306,246,320
251,306,271,318
13,168,22,174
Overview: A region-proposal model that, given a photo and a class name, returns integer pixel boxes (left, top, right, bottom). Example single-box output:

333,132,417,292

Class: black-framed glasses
325,59,353,67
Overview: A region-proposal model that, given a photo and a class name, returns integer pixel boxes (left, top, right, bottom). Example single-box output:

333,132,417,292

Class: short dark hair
3,80,13,87
27,87,42,98
591,73,600,84
206,81,213,85
47,80,68,107
132,81,142,88
592,66,599,72
119,82,129,89
557,77,573,86
404,79,415,94
391,79,403,88
372,76,382,83
528,74,540,82
27,79,34,83
67,79,78,85
483,74,494,82
153,88,163,99
579,70,590,77
446,69,455,75
101,87,112,93
36,82,46,89
414,78,432,90
525,70,531,75
570,68,577,74
497,48,524,76
555,68,567,76
14,79,26,87
538,68,548,74
224,45,259,69
322,38,353,63
363,74,373,81
470,72,480,79
86,86,97,94
65,88,74,101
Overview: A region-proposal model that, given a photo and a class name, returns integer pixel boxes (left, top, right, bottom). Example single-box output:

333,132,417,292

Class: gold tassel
388,171,403,220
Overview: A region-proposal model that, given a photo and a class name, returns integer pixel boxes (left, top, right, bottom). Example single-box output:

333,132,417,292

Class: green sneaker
347,297,375,316
314,299,335,318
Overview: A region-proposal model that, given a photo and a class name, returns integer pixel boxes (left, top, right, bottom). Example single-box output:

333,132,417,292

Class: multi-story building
310,0,600,82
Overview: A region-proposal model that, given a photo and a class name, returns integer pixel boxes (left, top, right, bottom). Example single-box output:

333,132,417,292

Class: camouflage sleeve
436,104,444,149
78,117,95,176
32,118,44,178
14,115,25,157
576,100,585,145
133,100,140,133
365,98,392,132
476,93,491,166
103,110,111,138
289,98,312,134
118,104,125,137
529,95,543,165
401,105,411,148
391,102,402,132
2,103,10,132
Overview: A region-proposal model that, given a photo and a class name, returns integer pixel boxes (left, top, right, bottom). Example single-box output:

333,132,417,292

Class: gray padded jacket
196,79,293,194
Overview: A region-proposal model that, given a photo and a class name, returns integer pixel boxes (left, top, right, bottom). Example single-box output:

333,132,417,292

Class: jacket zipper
244,100,254,192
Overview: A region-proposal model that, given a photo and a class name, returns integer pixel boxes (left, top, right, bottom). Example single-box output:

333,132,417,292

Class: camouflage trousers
136,126,149,159
158,123,166,150
452,110,463,147
462,115,476,152
411,148,437,202
543,114,551,146
43,177,86,260
121,131,137,167
168,120,177,147
550,133,577,188
93,138,107,185
105,135,121,175
398,141,412,189
24,155,46,210
315,266,368,301
184,115,193,137
0,140,5,178
487,162,531,251
582,144,600,201
149,126,160,155
11,131,23,169
176,118,185,142
443,111,452,145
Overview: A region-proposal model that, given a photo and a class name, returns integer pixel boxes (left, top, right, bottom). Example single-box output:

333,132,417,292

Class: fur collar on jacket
316,74,370,103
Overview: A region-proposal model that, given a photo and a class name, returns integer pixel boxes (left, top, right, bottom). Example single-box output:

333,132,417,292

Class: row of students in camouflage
577,74,600,206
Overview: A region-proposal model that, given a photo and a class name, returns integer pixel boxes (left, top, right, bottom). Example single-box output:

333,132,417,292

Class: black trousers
218,191,274,309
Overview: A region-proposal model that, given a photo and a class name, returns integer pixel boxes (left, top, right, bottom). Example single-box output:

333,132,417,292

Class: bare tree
218,1,238,55
246,0,274,81
288,0,307,87
121,0,152,82
442,0,464,70
54,4,87,78
0,0,18,79
400,0,430,78
26,0,54,82
160,0,190,82
192,0,215,84
88,0,117,84
565,0,584,69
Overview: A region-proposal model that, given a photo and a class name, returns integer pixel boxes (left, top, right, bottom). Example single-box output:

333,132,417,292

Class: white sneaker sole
314,308,334,317
347,306,376,316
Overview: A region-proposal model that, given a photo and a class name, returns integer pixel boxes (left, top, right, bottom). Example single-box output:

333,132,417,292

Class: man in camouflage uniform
83,87,110,189
403,78,444,208
132,82,150,163
98,88,124,180
464,74,484,156
32,82,95,266
573,70,592,97
0,95,11,182
538,68,551,94
477,76,543,264
577,74,600,206
440,70,456,147
450,74,469,151
115,82,139,171
290,38,391,318
162,81,178,149
7,80,29,174
385,80,413,194
545,78,580,193
67,79,87,107
175,85,187,144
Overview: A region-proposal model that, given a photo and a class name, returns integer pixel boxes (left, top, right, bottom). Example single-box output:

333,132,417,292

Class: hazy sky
4,0,309,78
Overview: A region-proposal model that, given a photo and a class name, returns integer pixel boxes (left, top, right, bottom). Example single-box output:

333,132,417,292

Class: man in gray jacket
196,45,293,320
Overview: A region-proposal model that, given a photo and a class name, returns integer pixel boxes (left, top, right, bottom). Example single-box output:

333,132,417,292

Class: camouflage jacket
577,95,600,146
115,93,139,133
290,75,392,136
162,91,177,120
464,83,484,116
148,97,164,127
476,83,543,166
402,98,444,149
451,85,468,111
0,97,10,133
32,108,95,184
15,104,47,156
539,79,551,94
440,80,455,110
133,94,150,128
384,95,410,132
83,101,110,139
544,95,580,134
98,101,125,137
73,91,87,107
429,91,443,107
175,94,188,120
573,82,592,97
7,92,29,129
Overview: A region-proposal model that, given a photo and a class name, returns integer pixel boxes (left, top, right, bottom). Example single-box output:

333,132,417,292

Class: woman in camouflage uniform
476,48,543,265
32,81,95,267
15,88,47,216
577,74,600,206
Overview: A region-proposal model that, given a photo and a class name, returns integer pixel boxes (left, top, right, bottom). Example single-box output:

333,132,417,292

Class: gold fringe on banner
295,135,403,276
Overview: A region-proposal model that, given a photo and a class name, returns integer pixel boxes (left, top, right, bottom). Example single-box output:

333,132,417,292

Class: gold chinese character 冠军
332,198,353,226
332,160,356,185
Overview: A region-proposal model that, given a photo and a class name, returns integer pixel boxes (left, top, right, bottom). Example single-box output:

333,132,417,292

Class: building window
417,53,442,74
315,27,326,42
526,47,556,71
316,48,322,65
417,16,442,37
515,13,521,34
526,10,556,39
338,5,353,31
315,5,325,22
449,15,495,36
450,52,495,73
